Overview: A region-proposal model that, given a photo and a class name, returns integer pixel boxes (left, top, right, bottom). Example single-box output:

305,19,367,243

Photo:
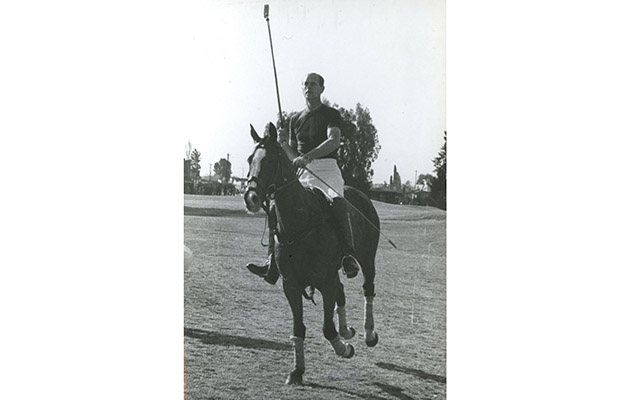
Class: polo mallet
264,4,284,128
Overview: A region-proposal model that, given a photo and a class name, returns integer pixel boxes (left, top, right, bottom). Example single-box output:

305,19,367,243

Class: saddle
304,187,333,223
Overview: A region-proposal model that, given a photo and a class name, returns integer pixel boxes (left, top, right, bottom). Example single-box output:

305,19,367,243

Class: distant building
231,177,248,193
368,186,403,204
369,183,430,206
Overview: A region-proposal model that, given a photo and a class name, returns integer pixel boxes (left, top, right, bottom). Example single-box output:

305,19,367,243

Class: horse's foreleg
364,295,379,347
323,277,354,358
283,283,305,385
335,280,355,340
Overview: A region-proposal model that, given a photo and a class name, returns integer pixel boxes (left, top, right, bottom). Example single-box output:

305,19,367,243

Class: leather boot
245,205,280,285
330,198,361,278
246,250,279,284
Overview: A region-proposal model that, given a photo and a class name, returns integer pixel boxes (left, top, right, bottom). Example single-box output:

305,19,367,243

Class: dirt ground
184,194,446,400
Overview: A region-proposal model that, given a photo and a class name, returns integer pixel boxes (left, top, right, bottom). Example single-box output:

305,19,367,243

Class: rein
268,174,300,199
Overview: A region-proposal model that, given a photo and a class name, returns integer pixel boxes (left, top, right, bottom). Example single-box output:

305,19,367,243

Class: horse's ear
267,122,277,141
250,124,262,143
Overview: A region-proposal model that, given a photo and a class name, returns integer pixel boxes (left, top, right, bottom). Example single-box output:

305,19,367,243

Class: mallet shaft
264,4,284,128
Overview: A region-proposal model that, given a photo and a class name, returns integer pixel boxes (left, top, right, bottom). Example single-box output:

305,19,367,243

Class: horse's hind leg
360,256,379,347
283,283,305,385
323,275,354,358
364,294,378,347
335,280,355,340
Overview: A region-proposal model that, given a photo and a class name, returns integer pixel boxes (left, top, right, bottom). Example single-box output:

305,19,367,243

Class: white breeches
299,158,344,201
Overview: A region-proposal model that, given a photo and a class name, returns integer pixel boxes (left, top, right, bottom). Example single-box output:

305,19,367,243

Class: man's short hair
306,73,325,87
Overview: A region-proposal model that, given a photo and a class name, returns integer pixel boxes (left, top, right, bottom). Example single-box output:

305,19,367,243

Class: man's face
302,74,324,101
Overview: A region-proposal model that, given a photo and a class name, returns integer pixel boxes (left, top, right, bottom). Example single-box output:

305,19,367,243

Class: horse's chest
275,228,340,286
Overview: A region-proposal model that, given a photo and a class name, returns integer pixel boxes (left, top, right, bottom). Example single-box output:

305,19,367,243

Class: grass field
184,194,446,400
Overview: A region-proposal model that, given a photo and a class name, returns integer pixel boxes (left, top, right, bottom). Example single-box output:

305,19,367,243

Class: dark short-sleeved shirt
289,104,341,159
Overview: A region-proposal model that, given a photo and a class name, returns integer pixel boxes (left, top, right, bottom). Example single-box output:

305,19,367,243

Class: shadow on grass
303,382,389,400
184,327,291,351
376,362,446,384
373,382,417,400
184,206,263,217
303,381,420,400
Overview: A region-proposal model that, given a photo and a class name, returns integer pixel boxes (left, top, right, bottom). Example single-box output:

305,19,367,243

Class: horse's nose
244,189,261,213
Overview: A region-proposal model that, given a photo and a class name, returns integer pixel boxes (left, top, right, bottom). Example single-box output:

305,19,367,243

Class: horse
243,122,380,385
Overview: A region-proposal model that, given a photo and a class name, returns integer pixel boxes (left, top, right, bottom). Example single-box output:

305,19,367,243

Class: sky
182,0,446,185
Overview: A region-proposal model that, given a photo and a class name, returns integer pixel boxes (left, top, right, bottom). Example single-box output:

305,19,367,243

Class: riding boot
245,240,279,284
330,198,361,278
245,206,280,285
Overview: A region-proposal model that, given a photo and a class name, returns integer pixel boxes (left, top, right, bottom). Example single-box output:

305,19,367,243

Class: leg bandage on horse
364,295,374,331
329,334,354,358
290,335,305,373
336,305,356,340
364,295,378,346
336,305,347,332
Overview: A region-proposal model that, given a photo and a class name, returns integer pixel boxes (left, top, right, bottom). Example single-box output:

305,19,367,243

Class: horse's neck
274,158,310,234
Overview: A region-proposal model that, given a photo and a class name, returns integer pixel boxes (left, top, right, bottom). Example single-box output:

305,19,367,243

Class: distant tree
416,173,434,191
190,149,201,179
336,103,381,194
213,158,232,183
428,132,446,209
390,165,401,189
276,111,297,130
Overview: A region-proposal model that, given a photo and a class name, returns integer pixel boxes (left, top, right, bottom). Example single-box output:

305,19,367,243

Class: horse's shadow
304,382,390,400
303,362,446,400
373,382,417,400
185,328,445,398
304,381,419,400
184,327,291,351
375,362,446,384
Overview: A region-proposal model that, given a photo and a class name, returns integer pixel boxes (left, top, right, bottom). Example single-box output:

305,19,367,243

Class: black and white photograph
183,1,446,398
3,0,630,399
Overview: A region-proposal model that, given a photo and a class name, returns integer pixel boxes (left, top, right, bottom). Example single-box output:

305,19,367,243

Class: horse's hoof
366,332,379,347
343,344,355,359
340,326,356,340
285,370,303,385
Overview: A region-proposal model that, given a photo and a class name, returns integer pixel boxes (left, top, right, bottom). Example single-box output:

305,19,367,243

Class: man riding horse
246,72,361,282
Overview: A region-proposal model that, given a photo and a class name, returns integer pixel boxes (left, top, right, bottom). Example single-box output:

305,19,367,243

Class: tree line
185,150,237,195
185,103,445,209
380,132,446,210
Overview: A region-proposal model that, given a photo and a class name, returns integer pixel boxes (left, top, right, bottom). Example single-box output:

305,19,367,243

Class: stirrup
341,255,360,278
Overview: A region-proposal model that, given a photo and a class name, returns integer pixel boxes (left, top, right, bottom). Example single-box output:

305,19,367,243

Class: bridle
246,140,300,204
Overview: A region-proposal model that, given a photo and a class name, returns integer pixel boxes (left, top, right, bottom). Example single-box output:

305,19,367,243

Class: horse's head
244,122,288,213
